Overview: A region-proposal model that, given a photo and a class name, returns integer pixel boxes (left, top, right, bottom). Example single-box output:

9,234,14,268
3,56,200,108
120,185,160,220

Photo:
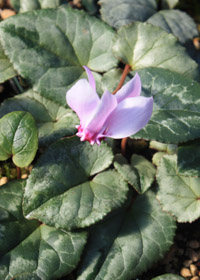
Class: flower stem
112,64,131,155
16,166,21,179
121,137,128,156
112,64,131,95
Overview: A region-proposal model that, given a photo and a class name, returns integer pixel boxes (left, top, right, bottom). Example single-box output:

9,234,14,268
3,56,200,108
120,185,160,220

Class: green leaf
9,0,20,11
152,274,184,280
23,137,129,230
82,0,99,15
161,0,179,9
147,10,198,44
20,0,65,12
0,178,87,279
19,0,40,12
77,189,176,280
178,141,200,176
0,40,16,83
0,180,39,256
0,89,78,146
0,111,38,167
157,154,200,223
99,0,157,29
0,5,117,105
114,154,155,194
0,225,87,280
131,68,200,143
112,22,199,79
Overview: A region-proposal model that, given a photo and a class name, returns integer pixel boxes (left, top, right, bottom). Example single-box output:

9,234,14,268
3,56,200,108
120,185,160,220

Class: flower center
76,124,104,145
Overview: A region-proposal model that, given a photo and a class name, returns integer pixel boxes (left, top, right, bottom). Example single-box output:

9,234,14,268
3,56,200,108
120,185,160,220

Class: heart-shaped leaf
152,274,184,280
23,137,129,230
0,111,38,167
0,179,87,280
114,154,155,194
147,10,198,44
157,154,200,223
0,5,118,105
0,225,87,280
132,68,200,143
177,141,200,177
112,22,199,79
0,180,39,256
99,0,157,29
77,189,176,280
101,67,200,143
0,90,78,146
0,40,16,83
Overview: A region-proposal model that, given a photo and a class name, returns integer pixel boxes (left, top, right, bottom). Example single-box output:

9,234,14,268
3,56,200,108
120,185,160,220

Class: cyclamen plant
66,66,153,145
0,1,200,280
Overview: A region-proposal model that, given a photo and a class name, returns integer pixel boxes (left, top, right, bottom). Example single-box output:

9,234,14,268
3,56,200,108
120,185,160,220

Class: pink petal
66,79,100,126
115,73,141,103
87,90,117,132
102,96,153,139
83,66,96,91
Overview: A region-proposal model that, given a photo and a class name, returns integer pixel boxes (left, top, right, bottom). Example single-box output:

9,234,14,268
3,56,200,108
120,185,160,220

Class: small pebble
191,276,200,280
0,177,8,186
0,9,16,19
188,240,200,249
190,264,198,276
185,248,199,262
180,267,192,277
183,259,193,267
21,174,28,179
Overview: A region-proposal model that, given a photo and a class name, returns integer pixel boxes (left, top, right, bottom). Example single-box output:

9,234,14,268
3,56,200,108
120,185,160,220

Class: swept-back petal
83,66,96,91
115,73,141,103
66,79,100,126
87,90,117,132
102,96,153,138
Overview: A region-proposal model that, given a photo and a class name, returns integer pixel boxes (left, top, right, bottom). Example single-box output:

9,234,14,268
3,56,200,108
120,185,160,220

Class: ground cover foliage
0,0,200,279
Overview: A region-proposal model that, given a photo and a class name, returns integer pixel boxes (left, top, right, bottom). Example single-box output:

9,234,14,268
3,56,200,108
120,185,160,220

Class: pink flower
66,66,153,145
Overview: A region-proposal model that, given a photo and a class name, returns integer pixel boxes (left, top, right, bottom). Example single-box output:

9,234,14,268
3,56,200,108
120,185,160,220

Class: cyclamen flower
66,66,153,145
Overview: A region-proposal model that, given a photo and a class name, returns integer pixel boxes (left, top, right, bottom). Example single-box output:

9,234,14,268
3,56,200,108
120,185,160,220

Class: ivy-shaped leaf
99,0,157,29
23,137,129,230
0,5,118,105
102,67,200,143
0,225,87,280
157,154,200,223
132,68,200,143
147,10,198,44
112,22,199,79
0,179,87,280
0,90,78,146
77,189,176,280
114,154,155,194
0,40,16,83
0,111,38,167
